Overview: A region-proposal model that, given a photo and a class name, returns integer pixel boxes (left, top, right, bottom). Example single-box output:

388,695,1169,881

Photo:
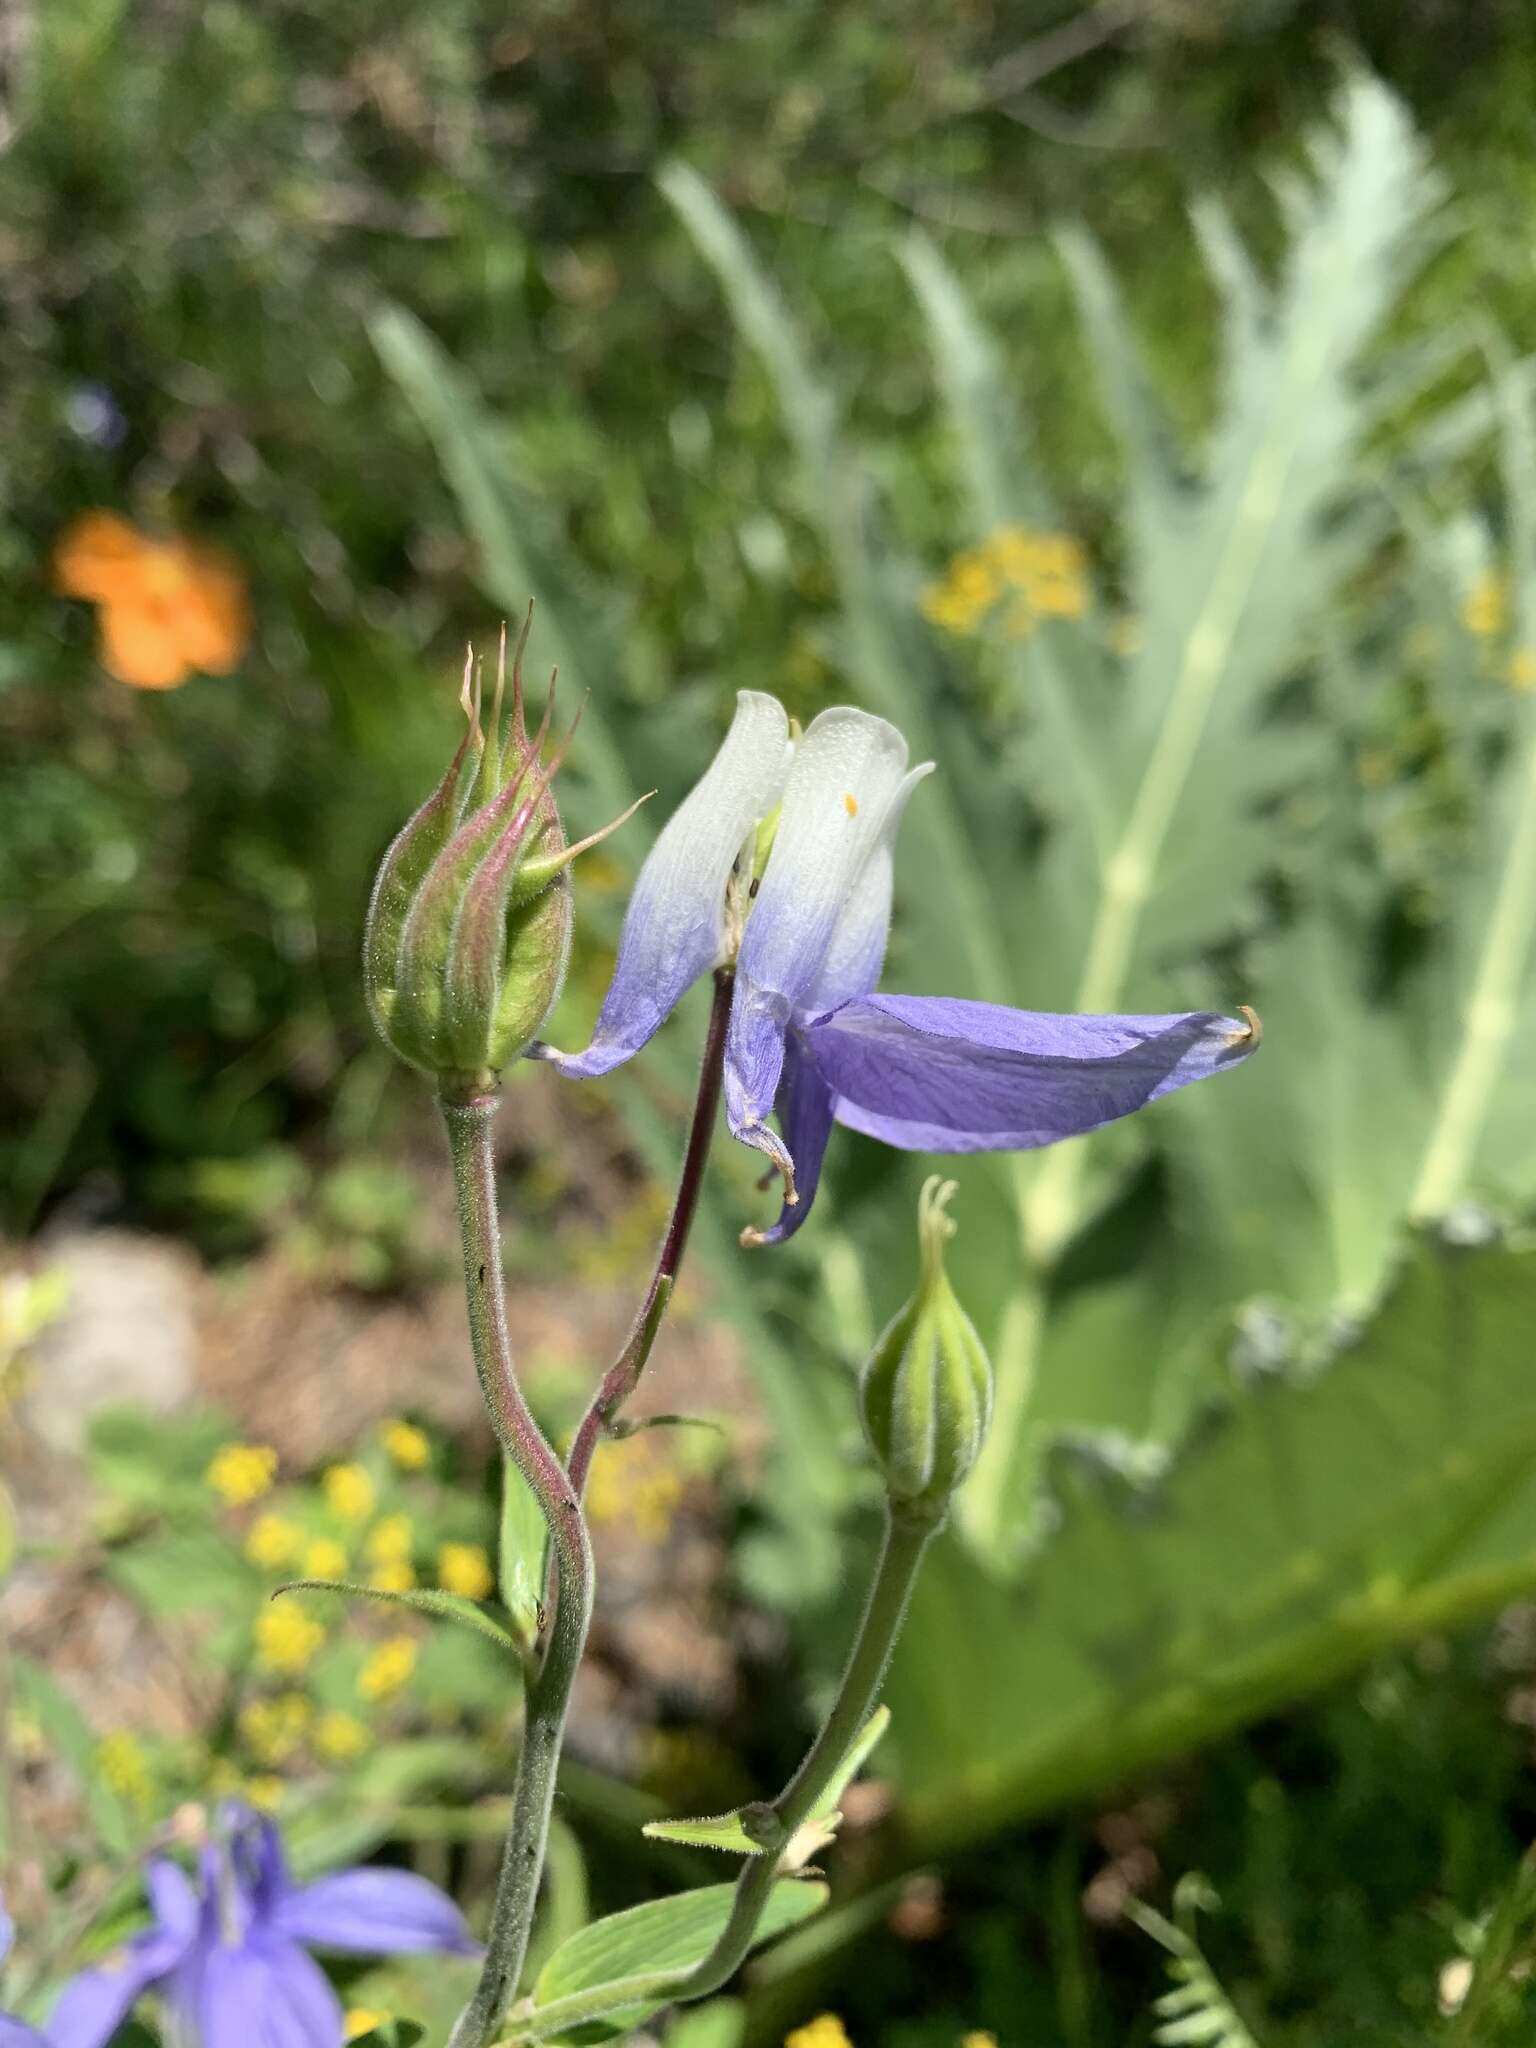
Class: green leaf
87,1403,234,1516
518,1880,827,2042
642,1707,890,1858
107,1526,251,1617
10,1653,133,1856
275,1578,520,1654
888,1238,1536,1851
663,2002,745,2048
498,1456,548,1655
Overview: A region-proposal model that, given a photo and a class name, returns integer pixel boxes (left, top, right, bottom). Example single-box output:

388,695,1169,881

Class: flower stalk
442,1096,594,2048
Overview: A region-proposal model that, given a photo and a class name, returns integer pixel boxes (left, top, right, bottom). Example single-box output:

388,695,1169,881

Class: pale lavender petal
274,1867,480,1957
0,2020,46,2047
726,708,917,1161
0,1905,12,1968
538,691,790,1078
145,1859,200,1942
804,763,932,1015
803,995,1259,1151
741,1036,838,1248
196,1937,344,2048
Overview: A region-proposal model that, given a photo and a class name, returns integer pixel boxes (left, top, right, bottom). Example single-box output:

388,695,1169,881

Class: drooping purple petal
145,1859,200,1943
42,1916,192,2048
274,1866,480,1958
801,995,1259,1152
537,691,790,1078
741,1035,838,1247
726,708,921,1163
194,1936,345,2048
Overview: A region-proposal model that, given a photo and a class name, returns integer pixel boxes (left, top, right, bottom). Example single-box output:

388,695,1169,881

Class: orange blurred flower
54,510,249,690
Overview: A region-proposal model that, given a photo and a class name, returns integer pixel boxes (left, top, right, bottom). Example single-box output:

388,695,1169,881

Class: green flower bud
364,614,643,1100
859,1178,993,1520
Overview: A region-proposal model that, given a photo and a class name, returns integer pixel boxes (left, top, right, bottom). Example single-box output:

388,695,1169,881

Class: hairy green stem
502,1505,937,2042
443,1095,595,2048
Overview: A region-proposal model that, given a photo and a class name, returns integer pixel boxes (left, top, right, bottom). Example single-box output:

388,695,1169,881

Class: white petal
542,690,790,1076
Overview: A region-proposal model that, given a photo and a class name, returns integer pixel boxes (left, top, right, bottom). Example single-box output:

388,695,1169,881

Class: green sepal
273,1578,522,1656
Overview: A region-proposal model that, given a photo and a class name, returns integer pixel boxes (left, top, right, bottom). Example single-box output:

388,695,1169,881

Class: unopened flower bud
364,614,644,1100
859,1178,993,1520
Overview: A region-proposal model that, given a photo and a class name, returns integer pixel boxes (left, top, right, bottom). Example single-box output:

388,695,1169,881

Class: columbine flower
535,694,1258,1244
4,1805,476,2048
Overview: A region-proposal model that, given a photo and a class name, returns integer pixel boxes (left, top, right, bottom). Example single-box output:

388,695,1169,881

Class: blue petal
273,1867,480,1957
194,1937,344,2048
43,1926,188,2048
801,995,1259,1151
0,2021,45,2047
538,691,789,1078
740,1035,838,1248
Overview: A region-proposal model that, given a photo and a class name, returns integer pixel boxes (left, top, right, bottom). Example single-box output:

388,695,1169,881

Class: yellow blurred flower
345,2016,389,2043
54,510,250,691
961,2035,998,2048
246,1774,285,1812
366,1513,414,1564
316,1710,370,1762
304,1538,349,1581
1508,647,1536,691
245,1513,299,1570
382,1419,431,1470
323,1464,375,1522
207,1443,278,1506
923,525,1089,639
238,1693,313,1766
96,1732,153,1807
1463,569,1508,639
358,1636,418,1701
438,1542,495,1600
255,1605,326,1676
786,2018,853,2048
370,1561,417,1594
586,1439,683,1541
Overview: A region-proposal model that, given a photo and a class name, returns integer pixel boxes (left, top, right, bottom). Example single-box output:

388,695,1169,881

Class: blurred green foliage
14,7,1536,2045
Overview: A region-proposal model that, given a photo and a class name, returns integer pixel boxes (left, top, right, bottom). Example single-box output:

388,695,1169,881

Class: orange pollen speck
843,793,858,816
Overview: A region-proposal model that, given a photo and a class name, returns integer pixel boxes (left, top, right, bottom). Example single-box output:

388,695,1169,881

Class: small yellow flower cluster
239,1692,313,1765
245,1513,299,1569
96,1731,154,1807
1460,569,1536,688
323,1463,376,1522
382,1418,431,1470
366,1513,417,1592
345,2016,390,2044
316,1709,370,1761
585,1439,684,1541
207,1442,278,1506
438,1542,495,1600
358,1635,418,1701
304,1538,348,1581
922,526,1090,639
256,1604,327,1675
786,2018,852,2048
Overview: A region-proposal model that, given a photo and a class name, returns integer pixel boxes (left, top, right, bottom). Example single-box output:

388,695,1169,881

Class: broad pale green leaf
889,1238,1536,1851
521,1880,827,2042
275,1577,520,1654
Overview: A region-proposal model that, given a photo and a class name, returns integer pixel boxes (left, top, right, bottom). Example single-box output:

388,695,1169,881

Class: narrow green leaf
10,1653,133,1856
808,1702,890,1825
642,1810,762,1855
642,1707,889,1859
521,1880,827,2042
498,1456,548,1654
274,1578,519,1655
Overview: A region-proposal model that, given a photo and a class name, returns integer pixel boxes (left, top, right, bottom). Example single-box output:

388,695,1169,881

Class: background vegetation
12,4,1536,2043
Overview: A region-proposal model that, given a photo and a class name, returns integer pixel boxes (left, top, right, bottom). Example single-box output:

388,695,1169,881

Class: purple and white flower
1,1806,477,2048
536,694,1259,1242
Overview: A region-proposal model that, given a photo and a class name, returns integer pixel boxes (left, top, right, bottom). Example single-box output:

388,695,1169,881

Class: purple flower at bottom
3,1807,478,2048
534,694,1259,1242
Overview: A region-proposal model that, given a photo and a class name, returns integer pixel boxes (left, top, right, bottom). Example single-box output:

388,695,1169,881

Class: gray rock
23,1230,198,1455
